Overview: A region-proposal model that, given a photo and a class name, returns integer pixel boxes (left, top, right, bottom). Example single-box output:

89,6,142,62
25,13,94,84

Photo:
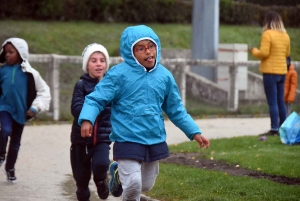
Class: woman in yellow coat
284,56,298,116
251,11,290,135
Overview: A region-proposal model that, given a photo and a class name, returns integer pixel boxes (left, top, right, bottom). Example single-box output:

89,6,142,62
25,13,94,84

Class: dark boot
76,187,90,201
96,179,109,200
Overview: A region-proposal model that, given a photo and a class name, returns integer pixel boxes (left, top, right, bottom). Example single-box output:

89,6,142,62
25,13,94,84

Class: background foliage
237,0,300,6
0,0,299,26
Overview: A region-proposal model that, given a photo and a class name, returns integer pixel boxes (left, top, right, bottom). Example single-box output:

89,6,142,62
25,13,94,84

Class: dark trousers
70,143,110,201
0,111,24,170
263,74,286,130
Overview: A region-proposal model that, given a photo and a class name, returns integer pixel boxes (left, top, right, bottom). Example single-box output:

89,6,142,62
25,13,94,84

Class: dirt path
0,117,271,201
161,152,300,186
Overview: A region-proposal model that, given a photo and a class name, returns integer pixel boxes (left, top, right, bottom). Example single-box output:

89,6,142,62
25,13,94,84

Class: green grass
220,25,300,61
0,21,299,60
149,163,300,201
144,136,300,201
0,21,131,56
168,136,300,177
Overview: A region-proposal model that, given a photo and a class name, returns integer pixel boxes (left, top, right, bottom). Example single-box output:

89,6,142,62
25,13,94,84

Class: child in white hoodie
0,38,51,183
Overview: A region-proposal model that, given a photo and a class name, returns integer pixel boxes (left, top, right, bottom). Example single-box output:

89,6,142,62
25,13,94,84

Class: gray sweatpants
118,159,159,201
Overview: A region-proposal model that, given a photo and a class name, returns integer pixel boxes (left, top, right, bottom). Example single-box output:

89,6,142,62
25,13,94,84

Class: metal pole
191,0,219,81
52,54,60,121
180,62,187,106
228,64,238,111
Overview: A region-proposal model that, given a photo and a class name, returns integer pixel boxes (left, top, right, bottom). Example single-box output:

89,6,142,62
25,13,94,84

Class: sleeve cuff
30,107,38,114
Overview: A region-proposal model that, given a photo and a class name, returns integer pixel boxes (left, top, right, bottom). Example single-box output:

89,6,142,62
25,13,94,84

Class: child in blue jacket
78,25,210,201
0,38,51,183
70,43,111,200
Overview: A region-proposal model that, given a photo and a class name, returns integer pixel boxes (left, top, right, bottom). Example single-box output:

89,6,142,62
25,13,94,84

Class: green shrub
240,0,300,6
0,0,299,26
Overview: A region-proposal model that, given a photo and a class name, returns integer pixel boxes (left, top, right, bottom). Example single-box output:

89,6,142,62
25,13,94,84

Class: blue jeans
263,74,286,131
0,111,24,170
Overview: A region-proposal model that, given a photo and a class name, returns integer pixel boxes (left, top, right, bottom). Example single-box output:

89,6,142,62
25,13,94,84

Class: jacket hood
0,38,33,71
0,38,29,63
120,25,161,70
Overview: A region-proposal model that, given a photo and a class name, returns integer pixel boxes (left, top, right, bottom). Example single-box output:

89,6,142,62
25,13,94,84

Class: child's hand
26,110,35,118
193,134,210,149
81,120,93,137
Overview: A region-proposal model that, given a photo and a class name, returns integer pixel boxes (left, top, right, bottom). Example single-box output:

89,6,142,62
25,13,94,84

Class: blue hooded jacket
78,25,201,145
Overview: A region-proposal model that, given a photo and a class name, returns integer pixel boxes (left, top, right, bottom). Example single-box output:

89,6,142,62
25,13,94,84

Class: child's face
87,52,107,80
4,43,22,66
133,40,156,69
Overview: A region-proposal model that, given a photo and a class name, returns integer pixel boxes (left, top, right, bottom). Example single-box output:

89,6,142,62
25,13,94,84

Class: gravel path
0,117,270,201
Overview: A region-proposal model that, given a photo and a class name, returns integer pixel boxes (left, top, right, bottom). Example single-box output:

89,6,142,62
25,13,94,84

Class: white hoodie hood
0,38,51,113
0,38,32,71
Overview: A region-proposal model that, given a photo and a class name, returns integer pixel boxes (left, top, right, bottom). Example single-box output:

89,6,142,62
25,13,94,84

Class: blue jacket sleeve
161,75,201,140
78,72,118,126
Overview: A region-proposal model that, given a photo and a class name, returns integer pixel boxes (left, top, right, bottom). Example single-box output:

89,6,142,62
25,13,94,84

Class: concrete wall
240,71,266,104
161,48,300,105
241,71,300,104
165,63,228,106
162,48,232,106
186,71,228,106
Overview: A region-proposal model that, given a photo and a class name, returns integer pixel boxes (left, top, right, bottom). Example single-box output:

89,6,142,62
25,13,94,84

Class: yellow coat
252,30,290,74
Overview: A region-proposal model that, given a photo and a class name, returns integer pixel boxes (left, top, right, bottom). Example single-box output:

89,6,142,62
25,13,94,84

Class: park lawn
147,163,299,201
168,136,300,177
144,136,300,201
0,20,299,60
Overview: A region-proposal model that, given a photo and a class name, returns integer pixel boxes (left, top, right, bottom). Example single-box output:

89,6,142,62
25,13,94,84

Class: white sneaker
5,168,17,183
0,157,4,168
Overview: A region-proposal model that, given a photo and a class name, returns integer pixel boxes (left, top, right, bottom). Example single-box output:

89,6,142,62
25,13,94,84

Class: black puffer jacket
71,74,111,145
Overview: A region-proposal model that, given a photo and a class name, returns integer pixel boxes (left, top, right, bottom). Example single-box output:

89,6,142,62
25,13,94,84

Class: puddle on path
62,174,101,201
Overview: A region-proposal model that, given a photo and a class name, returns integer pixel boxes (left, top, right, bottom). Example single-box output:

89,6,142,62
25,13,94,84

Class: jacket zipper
11,66,17,84
85,145,88,154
